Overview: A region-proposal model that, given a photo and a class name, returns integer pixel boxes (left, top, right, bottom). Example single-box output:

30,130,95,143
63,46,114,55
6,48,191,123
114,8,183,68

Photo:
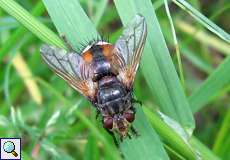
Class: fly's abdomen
97,77,128,114
97,84,126,104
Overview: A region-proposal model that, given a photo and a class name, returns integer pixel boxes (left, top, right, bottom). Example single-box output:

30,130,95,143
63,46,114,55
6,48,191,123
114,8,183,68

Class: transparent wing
112,14,147,89
40,45,97,99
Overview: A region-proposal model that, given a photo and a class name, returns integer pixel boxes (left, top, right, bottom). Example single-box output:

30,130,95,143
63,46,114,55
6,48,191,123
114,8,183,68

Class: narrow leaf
114,0,195,133
0,0,65,49
120,108,169,160
172,0,230,43
12,53,42,105
0,1,46,60
42,0,168,159
189,55,230,112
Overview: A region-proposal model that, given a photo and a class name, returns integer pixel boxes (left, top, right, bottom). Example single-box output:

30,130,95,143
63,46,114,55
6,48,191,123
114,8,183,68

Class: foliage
0,0,229,159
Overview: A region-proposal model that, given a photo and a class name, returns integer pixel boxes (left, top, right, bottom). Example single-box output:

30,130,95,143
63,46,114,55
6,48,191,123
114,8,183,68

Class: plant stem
164,0,185,89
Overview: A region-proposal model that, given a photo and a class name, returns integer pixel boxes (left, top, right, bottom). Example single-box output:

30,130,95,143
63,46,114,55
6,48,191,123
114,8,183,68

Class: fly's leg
132,106,136,114
127,132,132,139
60,35,74,51
96,109,100,120
130,90,142,106
131,98,142,106
106,130,125,158
130,125,140,137
119,135,124,143
106,129,119,147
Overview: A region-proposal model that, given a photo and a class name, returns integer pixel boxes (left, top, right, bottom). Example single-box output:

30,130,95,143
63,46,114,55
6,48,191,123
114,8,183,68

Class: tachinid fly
40,14,147,142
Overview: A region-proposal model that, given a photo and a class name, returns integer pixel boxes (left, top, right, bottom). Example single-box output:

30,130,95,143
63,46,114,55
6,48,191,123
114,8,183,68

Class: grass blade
190,137,221,160
172,0,230,43
84,134,99,160
212,107,230,158
175,19,230,55
114,0,195,133
0,1,119,159
0,1,45,60
42,0,99,50
144,107,198,160
92,0,108,27
189,56,230,112
12,53,42,105
161,20,214,74
164,0,185,88
120,107,169,160
0,0,65,49
42,0,169,159
144,107,221,160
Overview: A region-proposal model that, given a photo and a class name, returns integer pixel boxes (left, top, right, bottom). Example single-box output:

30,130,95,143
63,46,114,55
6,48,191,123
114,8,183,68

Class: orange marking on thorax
82,50,93,63
101,44,114,57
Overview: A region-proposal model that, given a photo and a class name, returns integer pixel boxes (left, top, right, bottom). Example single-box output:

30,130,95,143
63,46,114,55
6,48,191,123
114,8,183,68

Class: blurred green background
0,0,229,160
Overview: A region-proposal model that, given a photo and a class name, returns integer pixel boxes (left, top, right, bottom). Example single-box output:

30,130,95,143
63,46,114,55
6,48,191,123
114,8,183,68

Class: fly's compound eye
103,117,113,130
124,112,135,122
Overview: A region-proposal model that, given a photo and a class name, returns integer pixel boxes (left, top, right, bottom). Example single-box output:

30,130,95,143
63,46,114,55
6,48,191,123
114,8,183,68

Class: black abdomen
98,83,126,104
97,76,128,114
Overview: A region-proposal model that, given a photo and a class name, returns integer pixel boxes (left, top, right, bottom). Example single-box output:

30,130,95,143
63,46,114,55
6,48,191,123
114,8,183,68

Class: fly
40,14,147,143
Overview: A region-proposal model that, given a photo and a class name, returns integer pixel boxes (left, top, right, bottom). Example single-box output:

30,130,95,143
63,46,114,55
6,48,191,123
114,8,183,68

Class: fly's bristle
78,34,110,54
101,34,110,43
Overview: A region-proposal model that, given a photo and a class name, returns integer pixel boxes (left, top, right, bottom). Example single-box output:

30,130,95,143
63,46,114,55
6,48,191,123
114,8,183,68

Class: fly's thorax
83,42,114,82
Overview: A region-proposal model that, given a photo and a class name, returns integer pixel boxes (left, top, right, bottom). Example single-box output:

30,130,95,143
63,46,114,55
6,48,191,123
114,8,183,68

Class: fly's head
103,109,135,138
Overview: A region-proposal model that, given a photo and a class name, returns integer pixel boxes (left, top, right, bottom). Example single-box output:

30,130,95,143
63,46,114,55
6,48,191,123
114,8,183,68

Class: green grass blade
175,20,230,56
114,0,195,132
144,107,197,160
189,55,230,112
181,46,214,74
0,0,65,49
172,0,230,43
84,134,99,160
0,0,167,158
161,21,214,74
120,107,169,160
212,107,230,158
42,0,169,159
190,137,221,160
74,110,120,160
164,0,185,88
0,1,45,60
144,107,221,160
92,0,108,27
42,0,99,50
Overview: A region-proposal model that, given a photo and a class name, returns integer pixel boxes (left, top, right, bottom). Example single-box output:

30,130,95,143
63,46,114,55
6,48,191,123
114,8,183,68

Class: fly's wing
110,14,147,89
40,45,97,100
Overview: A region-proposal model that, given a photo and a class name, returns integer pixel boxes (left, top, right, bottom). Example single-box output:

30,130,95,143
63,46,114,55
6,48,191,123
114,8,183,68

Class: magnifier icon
3,141,18,157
